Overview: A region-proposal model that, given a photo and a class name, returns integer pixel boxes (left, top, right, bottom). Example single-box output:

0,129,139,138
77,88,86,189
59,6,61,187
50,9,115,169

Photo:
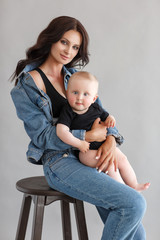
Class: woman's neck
39,56,66,98
40,57,63,79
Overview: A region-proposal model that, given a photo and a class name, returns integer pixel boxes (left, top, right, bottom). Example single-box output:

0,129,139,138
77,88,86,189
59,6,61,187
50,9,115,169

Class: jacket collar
18,62,72,89
19,62,71,76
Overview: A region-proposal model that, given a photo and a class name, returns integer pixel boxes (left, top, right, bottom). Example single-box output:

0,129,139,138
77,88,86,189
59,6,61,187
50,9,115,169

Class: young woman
11,16,147,239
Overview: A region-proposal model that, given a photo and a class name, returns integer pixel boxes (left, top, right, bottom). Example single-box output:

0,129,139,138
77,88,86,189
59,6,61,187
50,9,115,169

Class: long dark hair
12,16,89,85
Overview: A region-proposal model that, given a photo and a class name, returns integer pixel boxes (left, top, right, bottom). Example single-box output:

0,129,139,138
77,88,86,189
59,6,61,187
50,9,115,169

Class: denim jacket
11,62,124,164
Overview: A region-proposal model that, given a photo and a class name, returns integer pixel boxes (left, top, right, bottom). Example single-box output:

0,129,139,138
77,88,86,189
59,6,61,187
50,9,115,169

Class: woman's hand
95,135,118,173
85,118,107,142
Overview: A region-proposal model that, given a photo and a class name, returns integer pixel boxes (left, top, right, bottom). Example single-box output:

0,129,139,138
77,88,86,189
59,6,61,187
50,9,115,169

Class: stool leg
15,194,32,240
31,196,45,240
61,200,72,240
74,200,88,240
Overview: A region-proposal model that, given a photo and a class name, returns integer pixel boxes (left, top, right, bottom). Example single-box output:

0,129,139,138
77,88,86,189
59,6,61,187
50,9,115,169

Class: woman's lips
60,54,69,60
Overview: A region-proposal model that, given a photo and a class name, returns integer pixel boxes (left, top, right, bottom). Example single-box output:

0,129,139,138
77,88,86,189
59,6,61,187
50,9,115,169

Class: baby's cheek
84,99,92,107
68,97,76,106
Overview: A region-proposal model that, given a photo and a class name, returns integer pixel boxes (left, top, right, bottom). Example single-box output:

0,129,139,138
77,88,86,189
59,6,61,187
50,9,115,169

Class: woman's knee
131,192,147,220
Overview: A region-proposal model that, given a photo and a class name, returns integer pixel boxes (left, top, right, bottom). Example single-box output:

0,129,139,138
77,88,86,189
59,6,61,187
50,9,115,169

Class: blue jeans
42,149,146,240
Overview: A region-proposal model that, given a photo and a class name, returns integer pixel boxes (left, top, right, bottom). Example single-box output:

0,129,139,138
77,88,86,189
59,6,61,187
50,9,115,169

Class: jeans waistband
41,148,79,165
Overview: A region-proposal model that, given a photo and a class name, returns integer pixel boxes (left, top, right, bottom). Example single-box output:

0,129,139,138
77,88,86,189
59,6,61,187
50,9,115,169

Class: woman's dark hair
12,16,89,85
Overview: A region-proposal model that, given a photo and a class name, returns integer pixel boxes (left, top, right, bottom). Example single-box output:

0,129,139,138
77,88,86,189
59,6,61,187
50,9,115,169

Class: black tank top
35,68,67,117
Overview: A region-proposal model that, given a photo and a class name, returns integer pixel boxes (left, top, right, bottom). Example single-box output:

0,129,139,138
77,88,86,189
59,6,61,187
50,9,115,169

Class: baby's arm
104,115,116,128
56,123,90,152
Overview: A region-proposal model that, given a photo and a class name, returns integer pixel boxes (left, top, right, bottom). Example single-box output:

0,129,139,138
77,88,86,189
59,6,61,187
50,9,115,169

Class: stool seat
15,176,88,240
16,176,73,197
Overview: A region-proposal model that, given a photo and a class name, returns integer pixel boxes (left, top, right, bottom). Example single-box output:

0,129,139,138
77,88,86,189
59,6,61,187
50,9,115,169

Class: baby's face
67,78,98,113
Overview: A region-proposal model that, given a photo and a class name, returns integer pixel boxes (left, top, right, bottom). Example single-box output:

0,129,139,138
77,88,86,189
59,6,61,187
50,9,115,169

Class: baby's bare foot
134,182,150,192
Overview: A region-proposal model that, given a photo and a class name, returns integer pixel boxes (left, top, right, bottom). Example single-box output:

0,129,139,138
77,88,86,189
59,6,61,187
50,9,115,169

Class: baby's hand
105,115,116,128
79,141,90,153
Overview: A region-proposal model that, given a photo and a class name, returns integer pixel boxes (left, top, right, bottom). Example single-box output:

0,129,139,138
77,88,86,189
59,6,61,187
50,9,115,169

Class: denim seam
46,167,135,240
47,166,118,209
42,150,71,166
111,209,125,240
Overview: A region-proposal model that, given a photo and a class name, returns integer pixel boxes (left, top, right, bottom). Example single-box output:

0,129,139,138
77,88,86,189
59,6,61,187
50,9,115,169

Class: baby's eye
84,93,88,96
73,91,78,95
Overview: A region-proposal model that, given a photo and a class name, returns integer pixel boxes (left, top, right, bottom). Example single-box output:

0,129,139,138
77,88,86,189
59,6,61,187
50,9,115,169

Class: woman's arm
96,135,118,173
87,98,123,173
85,118,107,142
85,118,117,173
11,81,86,151
56,123,90,152
95,97,124,145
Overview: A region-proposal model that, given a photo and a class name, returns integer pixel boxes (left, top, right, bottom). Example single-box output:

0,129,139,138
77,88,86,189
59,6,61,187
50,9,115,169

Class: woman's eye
73,46,79,50
61,40,67,45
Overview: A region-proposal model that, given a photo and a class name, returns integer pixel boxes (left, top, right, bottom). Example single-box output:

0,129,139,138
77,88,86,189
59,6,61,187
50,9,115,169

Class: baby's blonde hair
68,71,99,93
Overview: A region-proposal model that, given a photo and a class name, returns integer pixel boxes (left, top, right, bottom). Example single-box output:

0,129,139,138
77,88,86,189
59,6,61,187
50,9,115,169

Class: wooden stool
15,176,88,240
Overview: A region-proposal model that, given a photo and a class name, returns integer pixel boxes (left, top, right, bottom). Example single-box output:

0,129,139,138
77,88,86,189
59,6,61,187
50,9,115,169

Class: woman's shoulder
29,70,45,92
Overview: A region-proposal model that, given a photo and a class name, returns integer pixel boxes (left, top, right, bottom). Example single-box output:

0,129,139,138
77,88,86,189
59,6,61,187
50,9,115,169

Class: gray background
1,0,160,239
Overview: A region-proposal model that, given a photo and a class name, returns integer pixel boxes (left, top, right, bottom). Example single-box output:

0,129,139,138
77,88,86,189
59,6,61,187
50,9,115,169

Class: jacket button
63,153,68,157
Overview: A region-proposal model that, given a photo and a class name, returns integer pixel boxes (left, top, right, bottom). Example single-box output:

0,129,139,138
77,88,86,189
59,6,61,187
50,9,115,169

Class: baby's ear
93,95,98,102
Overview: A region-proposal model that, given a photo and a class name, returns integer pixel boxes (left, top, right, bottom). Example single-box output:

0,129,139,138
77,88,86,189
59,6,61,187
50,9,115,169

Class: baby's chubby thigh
79,150,98,168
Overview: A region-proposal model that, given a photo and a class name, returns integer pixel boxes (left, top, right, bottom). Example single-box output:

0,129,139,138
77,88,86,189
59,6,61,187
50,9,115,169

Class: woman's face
50,30,82,65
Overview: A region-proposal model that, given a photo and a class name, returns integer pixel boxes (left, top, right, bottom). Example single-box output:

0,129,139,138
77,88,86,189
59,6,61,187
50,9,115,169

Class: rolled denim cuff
107,132,124,146
71,129,86,141
107,126,124,145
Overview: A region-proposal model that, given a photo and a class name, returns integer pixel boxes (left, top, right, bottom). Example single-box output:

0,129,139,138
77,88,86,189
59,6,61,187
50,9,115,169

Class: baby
56,71,150,191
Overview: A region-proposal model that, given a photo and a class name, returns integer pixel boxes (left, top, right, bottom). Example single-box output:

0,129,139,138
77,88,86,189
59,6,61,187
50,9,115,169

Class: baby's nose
78,93,83,100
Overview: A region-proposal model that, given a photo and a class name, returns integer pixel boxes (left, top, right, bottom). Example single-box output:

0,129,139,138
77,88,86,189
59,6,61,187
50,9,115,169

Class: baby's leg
80,148,150,191
115,148,150,191
79,150,98,168
80,149,125,184
106,165,125,184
